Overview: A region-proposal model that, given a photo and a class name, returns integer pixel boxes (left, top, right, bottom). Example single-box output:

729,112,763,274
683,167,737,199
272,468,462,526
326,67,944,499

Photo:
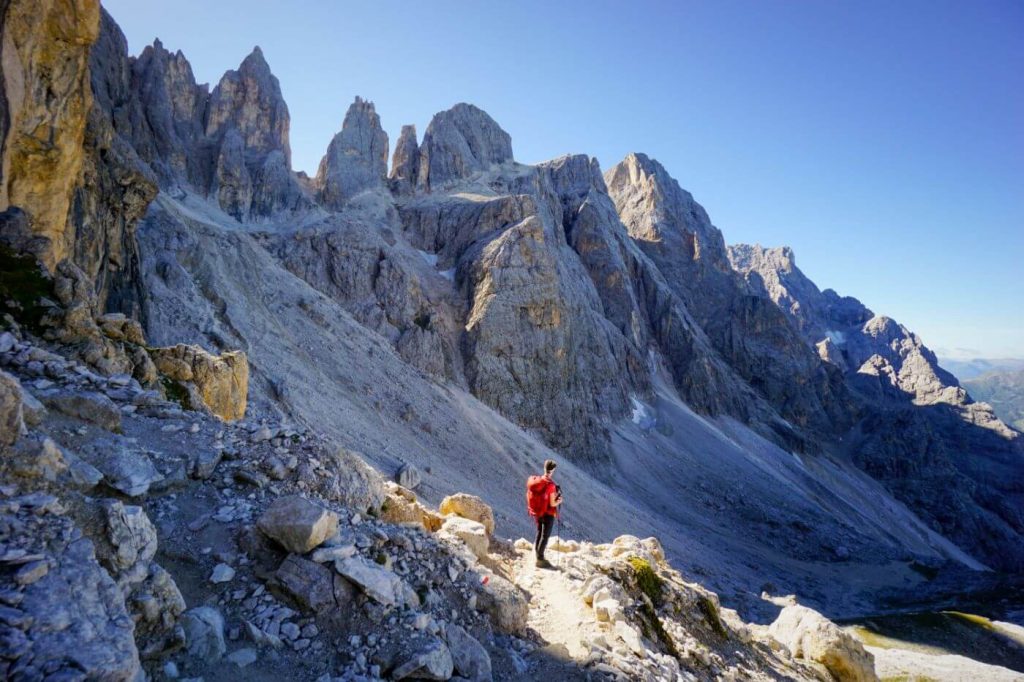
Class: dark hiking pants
534,514,555,560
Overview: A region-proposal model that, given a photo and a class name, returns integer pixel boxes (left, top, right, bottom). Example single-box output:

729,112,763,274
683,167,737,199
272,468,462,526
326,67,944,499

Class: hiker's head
544,459,557,477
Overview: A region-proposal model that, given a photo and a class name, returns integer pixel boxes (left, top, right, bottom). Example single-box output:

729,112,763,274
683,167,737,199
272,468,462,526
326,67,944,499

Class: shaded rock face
729,242,1024,571
389,124,419,195
606,153,852,440
69,8,158,316
417,103,513,190
317,96,389,209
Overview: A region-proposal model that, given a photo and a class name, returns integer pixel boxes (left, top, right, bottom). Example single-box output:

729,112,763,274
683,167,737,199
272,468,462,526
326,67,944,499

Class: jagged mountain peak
206,43,291,164
315,96,389,209
417,103,513,190
389,123,420,194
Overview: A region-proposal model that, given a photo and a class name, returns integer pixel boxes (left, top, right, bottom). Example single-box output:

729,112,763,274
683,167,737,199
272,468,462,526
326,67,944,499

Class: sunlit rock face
416,103,513,190
0,0,102,270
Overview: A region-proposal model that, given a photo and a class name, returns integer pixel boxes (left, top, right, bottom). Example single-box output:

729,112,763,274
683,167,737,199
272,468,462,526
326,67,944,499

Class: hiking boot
535,558,553,569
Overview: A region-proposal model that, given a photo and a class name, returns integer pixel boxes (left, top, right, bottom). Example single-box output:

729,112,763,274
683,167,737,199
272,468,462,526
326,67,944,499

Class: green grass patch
638,600,680,659
628,556,663,606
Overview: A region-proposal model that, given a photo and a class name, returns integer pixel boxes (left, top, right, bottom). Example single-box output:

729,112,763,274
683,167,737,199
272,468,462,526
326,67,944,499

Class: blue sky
105,0,1024,359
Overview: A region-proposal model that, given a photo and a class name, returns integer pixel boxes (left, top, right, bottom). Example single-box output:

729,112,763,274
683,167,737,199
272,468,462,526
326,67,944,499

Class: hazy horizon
103,0,1024,359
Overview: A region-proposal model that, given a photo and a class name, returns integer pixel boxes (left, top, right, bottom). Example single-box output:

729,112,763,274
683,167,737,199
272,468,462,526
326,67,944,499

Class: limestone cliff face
728,242,1024,571
416,103,512,190
389,124,419,195
205,46,290,165
606,153,853,439
316,97,389,209
118,37,306,221
0,0,100,270
69,9,158,317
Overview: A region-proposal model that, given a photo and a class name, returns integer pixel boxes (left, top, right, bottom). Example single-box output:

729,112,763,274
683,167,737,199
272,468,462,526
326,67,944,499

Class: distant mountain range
958,365,1024,432
939,357,1024,382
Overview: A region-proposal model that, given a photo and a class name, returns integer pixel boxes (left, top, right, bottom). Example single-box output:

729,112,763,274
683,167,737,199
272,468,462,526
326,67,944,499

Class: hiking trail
512,539,600,661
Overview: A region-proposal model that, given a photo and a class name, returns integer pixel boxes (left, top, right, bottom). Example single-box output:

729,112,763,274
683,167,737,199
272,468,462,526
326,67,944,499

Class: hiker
526,459,563,568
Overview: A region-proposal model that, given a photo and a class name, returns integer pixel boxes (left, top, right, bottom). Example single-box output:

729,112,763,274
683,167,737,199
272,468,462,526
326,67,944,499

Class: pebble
210,563,235,583
226,648,258,667
163,661,179,678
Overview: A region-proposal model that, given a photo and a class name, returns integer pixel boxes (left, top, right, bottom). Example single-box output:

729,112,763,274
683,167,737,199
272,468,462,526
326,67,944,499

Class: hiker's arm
549,490,562,508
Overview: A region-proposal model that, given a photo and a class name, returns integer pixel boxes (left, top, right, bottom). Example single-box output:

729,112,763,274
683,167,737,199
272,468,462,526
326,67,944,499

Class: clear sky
105,0,1024,359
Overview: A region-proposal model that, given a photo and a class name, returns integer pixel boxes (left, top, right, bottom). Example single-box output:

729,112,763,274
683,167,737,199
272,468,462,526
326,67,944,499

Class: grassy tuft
697,594,728,638
628,556,663,606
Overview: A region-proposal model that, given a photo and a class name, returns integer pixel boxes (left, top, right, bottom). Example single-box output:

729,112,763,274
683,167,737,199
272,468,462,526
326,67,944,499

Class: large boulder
391,638,454,680
334,556,407,608
768,604,878,682
439,493,495,536
257,495,339,554
94,448,162,496
181,606,226,662
445,624,492,681
474,572,528,635
439,516,489,560
269,554,338,613
396,462,421,490
149,344,248,420
0,370,25,445
41,390,122,432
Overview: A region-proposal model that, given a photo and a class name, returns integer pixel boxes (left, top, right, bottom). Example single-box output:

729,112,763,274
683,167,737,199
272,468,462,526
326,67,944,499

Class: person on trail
526,459,562,568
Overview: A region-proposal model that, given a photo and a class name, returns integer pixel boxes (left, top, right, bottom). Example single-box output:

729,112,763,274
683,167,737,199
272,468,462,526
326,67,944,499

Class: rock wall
0,0,100,270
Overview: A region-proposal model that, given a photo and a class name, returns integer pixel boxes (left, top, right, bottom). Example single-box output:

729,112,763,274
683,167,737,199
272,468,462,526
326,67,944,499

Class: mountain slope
2,0,1021,626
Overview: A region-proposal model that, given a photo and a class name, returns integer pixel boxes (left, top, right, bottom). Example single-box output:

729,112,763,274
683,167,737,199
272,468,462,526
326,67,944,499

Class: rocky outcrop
70,8,158,315
0,368,24,444
317,97,389,208
389,124,419,195
0,503,142,680
769,604,878,682
0,0,101,271
417,103,513,190
149,343,248,420
257,495,339,554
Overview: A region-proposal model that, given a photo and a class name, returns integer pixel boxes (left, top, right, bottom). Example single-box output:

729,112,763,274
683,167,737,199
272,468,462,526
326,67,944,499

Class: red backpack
526,475,554,518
